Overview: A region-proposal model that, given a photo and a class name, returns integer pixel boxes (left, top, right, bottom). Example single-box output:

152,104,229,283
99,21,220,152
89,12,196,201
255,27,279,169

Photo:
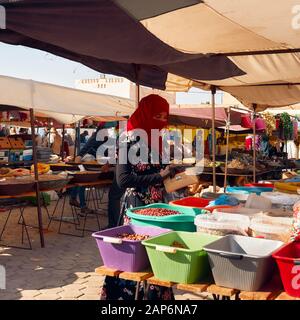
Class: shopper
50,128,62,155
75,123,106,162
100,94,174,301
80,130,89,150
75,123,123,228
69,186,94,215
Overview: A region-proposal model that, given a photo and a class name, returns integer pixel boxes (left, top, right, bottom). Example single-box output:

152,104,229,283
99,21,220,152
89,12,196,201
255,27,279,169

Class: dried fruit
117,233,150,241
171,241,187,249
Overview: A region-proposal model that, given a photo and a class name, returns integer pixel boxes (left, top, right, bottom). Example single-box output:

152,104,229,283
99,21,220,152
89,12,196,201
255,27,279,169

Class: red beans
134,208,182,217
117,233,150,241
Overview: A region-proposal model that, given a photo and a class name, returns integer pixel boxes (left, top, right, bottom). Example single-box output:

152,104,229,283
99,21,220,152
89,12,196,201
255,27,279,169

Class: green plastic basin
142,231,220,284
126,203,208,232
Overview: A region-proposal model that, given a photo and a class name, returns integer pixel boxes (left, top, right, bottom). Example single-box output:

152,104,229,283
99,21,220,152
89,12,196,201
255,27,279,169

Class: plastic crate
203,235,283,291
169,197,210,209
195,212,250,236
226,186,273,195
244,183,274,188
126,203,207,232
142,231,220,284
92,225,171,272
273,242,300,298
249,216,293,242
169,197,233,213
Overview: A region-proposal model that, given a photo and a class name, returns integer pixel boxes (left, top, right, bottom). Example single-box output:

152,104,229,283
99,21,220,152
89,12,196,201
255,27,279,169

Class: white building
75,75,131,99
75,75,176,105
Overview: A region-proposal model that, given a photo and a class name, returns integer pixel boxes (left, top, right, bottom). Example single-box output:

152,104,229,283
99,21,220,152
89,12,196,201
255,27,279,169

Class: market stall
2,1,300,301
0,75,135,248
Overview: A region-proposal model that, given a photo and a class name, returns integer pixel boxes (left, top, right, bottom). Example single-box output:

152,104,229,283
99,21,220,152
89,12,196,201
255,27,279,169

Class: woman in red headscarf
116,94,171,209
100,94,174,301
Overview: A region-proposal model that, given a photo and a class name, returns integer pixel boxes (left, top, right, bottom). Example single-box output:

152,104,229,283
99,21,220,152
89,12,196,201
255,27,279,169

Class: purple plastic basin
92,225,171,272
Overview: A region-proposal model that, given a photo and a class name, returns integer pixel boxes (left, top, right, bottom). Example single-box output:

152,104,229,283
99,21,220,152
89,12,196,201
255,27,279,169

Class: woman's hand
159,165,171,179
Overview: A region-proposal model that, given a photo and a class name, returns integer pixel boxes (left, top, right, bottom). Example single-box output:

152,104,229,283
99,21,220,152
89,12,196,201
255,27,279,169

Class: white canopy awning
142,0,300,55
141,0,300,109
0,75,135,124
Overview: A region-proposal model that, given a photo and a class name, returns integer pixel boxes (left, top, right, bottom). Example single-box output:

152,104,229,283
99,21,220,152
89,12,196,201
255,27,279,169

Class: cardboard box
164,172,199,193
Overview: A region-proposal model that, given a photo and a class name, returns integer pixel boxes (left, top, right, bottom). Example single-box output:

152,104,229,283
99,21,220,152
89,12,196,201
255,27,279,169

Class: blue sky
0,43,222,104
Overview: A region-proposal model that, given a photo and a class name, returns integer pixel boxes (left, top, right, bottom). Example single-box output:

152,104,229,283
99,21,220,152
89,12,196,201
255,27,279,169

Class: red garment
293,120,298,140
127,94,169,153
204,140,210,155
245,136,252,151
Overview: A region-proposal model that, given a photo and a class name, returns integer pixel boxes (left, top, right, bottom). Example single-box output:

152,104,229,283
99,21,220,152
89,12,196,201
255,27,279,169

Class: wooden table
74,179,113,188
206,284,240,300
0,183,77,249
94,266,300,301
275,292,300,300
95,266,153,300
239,274,283,301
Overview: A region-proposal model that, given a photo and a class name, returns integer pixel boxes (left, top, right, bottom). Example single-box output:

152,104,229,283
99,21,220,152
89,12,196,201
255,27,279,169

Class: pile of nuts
117,233,150,241
134,208,182,217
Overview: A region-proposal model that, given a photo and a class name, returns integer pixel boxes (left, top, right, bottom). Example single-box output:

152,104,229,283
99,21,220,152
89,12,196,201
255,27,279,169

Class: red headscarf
127,94,169,133
127,94,169,153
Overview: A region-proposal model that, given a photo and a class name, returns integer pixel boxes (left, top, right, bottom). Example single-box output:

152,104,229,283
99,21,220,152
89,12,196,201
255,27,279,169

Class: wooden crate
9,137,25,149
0,138,11,149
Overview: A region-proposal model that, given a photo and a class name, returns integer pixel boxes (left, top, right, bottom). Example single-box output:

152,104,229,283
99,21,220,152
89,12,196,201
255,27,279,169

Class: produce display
195,213,250,236
279,112,294,140
134,208,182,217
203,158,222,168
274,181,300,194
262,112,276,136
182,157,196,165
30,163,50,175
117,233,150,241
49,154,61,163
0,168,30,177
227,159,246,170
249,217,293,242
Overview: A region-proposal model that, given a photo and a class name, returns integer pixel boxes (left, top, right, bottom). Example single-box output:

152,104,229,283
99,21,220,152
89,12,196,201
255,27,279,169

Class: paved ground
0,196,107,300
0,191,205,300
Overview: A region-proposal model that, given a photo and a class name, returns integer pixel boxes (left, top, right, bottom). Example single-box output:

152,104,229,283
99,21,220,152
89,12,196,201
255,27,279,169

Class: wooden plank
75,180,113,188
0,192,36,199
0,183,76,199
275,292,300,300
119,270,153,282
147,277,175,288
177,282,211,293
239,290,280,301
239,274,283,301
95,266,122,277
207,284,239,297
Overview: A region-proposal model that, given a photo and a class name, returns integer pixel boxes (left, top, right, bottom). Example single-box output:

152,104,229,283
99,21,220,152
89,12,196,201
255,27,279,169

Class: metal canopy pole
252,104,257,183
74,121,80,158
47,118,51,147
134,64,140,110
211,86,217,193
224,107,231,191
30,108,45,248
135,84,140,109
61,124,65,161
